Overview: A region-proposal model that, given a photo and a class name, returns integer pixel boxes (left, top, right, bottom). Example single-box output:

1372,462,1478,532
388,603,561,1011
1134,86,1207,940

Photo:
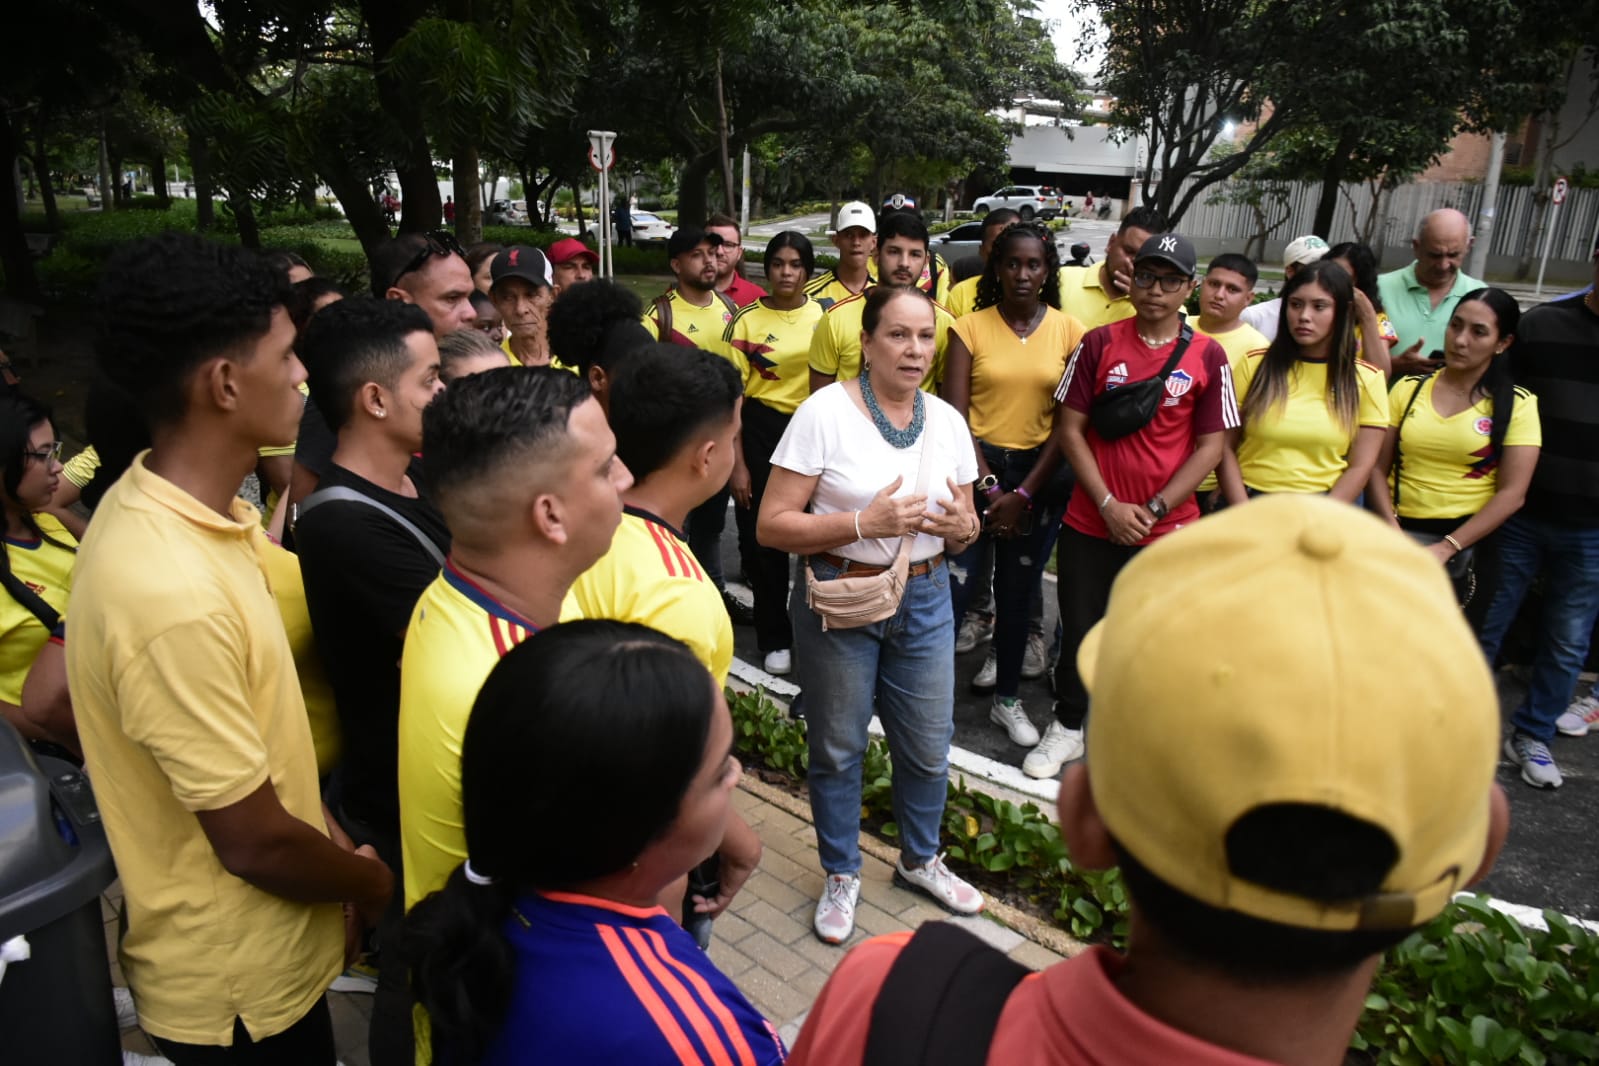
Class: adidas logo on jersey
1107,362,1129,386
765,333,779,344
687,323,699,333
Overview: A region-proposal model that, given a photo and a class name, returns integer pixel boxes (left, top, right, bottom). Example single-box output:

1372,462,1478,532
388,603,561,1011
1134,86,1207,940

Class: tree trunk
1514,110,1561,280
1311,127,1359,239
0,112,40,299
519,163,535,223
574,181,587,235
29,125,57,231
678,152,717,228
188,123,215,231
97,123,113,212
152,150,170,208
453,142,483,246
230,189,261,248
319,157,393,266
714,52,736,216
366,2,443,234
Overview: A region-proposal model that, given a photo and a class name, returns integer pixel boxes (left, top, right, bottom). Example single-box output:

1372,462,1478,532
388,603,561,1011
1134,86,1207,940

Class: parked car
932,221,987,279
629,211,676,244
970,185,1062,221
486,198,528,225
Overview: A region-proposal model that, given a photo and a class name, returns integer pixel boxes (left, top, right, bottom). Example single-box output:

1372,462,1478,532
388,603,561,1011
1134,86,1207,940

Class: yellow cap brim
1077,619,1106,694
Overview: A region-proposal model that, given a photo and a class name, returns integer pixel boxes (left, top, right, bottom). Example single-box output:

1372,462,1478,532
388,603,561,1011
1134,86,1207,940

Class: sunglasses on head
390,230,465,290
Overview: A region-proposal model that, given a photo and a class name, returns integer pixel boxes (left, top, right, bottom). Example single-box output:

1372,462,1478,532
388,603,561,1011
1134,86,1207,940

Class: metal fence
1172,178,1599,264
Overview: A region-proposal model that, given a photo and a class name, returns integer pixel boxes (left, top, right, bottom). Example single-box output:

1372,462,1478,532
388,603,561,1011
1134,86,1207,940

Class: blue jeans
948,441,1069,699
792,556,954,875
1476,513,1599,742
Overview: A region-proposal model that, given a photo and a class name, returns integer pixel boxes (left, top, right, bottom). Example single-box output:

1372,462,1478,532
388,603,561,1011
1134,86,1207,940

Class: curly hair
545,278,650,374
975,223,1061,312
95,234,291,427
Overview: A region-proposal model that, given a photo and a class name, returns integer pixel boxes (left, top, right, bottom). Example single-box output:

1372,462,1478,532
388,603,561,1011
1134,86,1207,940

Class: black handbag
1088,322,1194,441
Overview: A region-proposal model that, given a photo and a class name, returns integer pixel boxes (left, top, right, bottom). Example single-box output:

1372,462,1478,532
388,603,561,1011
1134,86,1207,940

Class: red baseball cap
548,237,599,266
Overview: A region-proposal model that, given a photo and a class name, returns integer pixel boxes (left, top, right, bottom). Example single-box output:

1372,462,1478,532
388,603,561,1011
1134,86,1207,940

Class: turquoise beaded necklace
859,370,925,449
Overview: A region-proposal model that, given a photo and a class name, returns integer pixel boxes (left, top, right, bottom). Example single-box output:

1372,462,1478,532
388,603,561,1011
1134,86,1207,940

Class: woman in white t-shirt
758,286,982,946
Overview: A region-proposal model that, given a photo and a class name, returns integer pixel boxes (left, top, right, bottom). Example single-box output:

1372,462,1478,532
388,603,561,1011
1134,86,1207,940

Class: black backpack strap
863,921,1030,1066
298,486,446,569
0,565,60,631
1390,372,1432,510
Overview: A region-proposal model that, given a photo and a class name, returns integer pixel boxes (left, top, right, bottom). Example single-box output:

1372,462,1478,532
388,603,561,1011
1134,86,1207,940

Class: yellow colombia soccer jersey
808,291,954,393
61,445,100,489
804,268,875,312
642,289,737,351
0,512,75,706
1387,375,1541,520
1193,323,1269,492
918,254,952,305
398,563,539,909
1233,354,1390,495
1058,265,1136,331
721,297,826,415
945,275,980,319
562,507,733,687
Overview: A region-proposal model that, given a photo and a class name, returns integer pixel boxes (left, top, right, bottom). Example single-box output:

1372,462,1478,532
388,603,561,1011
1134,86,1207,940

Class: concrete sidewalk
108,781,1070,1063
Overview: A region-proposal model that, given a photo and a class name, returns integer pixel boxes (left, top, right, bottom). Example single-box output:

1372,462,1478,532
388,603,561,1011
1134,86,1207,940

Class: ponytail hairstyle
1453,287,1521,460
404,621,717,1062
974,222,1062,312
1246,261,1360,431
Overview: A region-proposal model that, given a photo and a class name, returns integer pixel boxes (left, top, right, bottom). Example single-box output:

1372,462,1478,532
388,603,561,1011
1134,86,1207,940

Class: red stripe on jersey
668,534,704,582
489,616,510,657
640,927,759,1066
623,927,737,1066
647,520,679,577
597,925,700,1065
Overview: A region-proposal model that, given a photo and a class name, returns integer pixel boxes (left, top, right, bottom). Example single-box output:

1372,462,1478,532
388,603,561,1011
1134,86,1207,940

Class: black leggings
1052,526,1142,730
735,398,795,652
151,997,335,1066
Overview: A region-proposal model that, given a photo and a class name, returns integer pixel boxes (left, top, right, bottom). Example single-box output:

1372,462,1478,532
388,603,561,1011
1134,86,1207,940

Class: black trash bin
0,722,120,1065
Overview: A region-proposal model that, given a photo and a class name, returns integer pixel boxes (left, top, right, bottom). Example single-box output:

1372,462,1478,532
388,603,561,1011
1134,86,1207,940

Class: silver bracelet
854,510,864,541
1098,492,1115,513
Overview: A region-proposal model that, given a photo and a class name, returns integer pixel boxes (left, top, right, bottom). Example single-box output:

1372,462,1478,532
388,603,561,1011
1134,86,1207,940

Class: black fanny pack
1089,322,1193,441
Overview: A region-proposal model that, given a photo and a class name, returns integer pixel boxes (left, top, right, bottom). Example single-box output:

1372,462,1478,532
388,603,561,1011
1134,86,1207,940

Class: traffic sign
587,129,616,172
1552,177,1568,205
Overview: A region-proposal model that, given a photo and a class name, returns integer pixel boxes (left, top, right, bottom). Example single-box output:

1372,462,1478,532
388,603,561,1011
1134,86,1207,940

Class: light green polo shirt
1376,263,1484,358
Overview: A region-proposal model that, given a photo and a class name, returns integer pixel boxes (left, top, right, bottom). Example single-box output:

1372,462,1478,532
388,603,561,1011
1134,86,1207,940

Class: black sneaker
721,590,756,627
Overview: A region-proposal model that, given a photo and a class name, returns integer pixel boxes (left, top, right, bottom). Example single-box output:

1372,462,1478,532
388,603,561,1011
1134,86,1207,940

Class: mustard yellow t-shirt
258,536,341,776
642,289,737,351
945,275,980,319
1233,355,1390,494
804,267,875,311
808,291,954,392
0,513,75,705
1057,265,1136,331
953,307,1085,450
66,454,341,1046
721,297,826,415
1194,323,1269,492
61,445,100,489
1387,375,1541,519
562,507,732,687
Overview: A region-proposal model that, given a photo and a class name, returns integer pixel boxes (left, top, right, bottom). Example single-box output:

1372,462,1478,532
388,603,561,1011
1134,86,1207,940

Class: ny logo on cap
1159,236,1178,252
508,249,520,266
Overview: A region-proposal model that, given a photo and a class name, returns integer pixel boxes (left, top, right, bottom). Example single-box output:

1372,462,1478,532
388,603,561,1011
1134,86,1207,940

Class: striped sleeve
1196,339,1240,434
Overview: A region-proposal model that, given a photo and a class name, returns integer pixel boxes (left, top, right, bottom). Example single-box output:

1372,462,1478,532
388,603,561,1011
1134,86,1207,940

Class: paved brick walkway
108,781,1068,1063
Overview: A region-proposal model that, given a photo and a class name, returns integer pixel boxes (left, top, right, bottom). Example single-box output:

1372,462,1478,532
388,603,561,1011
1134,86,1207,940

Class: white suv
970,185,1062,221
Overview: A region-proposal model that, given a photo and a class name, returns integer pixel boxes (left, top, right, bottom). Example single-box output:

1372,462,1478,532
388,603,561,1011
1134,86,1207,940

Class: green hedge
726,688,1598,1064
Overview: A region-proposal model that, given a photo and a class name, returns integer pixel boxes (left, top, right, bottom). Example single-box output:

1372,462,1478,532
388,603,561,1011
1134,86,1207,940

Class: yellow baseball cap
1077,496,1499,932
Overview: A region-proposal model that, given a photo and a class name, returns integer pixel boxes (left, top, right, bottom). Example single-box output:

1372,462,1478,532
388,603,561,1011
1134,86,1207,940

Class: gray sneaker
1555,695,1599,737
955,614,993,654
1504,732,1563,789
1020,632,1048,679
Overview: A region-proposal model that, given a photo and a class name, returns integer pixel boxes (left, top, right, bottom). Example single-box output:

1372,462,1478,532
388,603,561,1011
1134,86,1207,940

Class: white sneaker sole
892,869,985,915
988,709,1039,747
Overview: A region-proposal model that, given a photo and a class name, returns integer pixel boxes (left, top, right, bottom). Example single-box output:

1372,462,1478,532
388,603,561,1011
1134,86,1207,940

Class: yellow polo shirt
66,454,341,1046
1057,265,1135,331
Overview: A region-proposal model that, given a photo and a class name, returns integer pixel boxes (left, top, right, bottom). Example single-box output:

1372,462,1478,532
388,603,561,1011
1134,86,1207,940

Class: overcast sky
1032,0,1105,74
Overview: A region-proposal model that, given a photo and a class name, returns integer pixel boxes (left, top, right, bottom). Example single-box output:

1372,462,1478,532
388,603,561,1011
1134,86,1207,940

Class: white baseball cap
832,201,877,235
1283,235,1330,268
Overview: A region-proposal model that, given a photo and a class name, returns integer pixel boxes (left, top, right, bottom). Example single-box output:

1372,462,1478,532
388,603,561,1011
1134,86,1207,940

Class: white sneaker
813,873,861,944
1556,694,1599,737
894,854,984,915
123,1053,174,1066
114,985,138,1030
1504,732,1563,789
1020,632,1048,680
763,648,792,676
969,651,997,693
1022,721,1084,779
989,697,1040,746
955,614,993,654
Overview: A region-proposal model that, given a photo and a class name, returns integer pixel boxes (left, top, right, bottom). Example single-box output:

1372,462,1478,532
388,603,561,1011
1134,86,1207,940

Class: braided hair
974,223,1062,312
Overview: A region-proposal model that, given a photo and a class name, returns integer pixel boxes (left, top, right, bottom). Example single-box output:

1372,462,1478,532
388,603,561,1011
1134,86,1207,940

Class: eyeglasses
24,441,62,465
1132,270,1191,293
390,230,465,290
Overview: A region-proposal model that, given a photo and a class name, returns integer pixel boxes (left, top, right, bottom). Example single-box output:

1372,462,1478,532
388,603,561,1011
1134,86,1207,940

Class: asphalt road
713,520,1599,923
